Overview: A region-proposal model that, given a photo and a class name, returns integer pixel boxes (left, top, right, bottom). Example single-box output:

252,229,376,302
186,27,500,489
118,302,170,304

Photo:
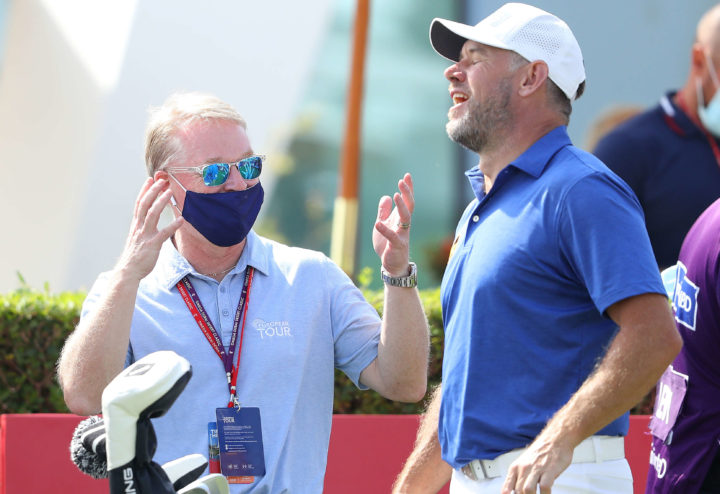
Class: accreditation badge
215,407,266,483
207,422,221,474
649,366,688,443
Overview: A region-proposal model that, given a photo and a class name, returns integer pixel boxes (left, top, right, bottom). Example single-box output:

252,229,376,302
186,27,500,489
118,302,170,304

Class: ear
517,61,549,97
154,169,169,182
691,43,707,76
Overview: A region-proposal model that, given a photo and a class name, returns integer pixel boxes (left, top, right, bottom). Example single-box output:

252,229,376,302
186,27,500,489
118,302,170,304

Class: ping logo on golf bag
672,262,699,331
125,363,154,377
123,467,136,493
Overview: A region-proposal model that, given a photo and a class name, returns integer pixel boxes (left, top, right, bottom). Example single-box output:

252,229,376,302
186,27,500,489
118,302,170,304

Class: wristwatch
381,262,417,288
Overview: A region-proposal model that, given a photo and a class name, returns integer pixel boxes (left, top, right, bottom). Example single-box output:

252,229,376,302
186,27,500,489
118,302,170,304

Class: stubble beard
446,78,514,154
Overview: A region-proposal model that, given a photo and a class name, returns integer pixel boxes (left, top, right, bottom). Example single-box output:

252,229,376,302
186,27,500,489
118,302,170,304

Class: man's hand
117,178,183,281
501,435,573,494
58,177,183,415
372,173,414,275
361,172,428,402
502,292,681,494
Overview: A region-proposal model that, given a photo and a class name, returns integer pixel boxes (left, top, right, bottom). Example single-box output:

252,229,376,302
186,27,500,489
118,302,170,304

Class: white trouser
450,436,632,494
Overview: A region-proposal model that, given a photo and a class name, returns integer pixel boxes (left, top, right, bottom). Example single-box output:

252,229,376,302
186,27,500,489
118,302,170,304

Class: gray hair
144,92,247,176
508,51,584,124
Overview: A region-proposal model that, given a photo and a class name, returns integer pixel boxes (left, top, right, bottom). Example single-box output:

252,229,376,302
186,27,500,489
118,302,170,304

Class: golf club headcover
70,415,107,478
72,417,214,491
102,350,192,494
162,454,210,491
177,474,230,494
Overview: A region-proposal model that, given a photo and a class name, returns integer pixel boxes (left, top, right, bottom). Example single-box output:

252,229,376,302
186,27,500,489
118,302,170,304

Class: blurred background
0,0,715,293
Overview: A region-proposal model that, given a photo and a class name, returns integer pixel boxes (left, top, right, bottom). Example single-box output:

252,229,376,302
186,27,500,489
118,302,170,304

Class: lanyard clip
229,394,241,410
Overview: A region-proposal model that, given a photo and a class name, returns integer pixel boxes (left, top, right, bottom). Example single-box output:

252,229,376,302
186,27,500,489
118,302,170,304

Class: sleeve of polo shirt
556,172,666,314
79,272,134,367
322,257,381,389
79,272,109,320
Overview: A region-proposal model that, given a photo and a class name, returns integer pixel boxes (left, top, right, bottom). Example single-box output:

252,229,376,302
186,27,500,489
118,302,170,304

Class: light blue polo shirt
439,126,665,468
81,231,381,493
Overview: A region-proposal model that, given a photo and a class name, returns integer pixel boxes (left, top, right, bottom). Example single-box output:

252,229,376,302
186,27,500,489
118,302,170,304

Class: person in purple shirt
647,197,720,493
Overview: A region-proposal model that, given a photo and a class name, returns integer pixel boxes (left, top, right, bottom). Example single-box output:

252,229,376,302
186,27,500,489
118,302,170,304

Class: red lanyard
176,267,254,408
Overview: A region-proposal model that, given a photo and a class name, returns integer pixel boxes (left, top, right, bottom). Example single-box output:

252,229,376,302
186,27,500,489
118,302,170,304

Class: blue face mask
697,52,720,137
170,177,264,247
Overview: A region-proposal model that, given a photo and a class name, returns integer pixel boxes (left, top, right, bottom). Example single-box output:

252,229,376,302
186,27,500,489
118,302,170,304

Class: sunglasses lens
237,156,262,180
203,163,230,186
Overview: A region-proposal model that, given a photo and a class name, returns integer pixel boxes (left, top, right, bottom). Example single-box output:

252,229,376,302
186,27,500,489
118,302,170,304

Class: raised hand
116,178,183,282
372,173,415,276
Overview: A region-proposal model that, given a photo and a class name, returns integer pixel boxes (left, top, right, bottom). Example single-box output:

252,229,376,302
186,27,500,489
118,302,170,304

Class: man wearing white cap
393,4,681,494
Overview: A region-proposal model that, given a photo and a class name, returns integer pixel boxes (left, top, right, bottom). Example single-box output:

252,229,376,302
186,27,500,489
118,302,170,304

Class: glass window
264,0,459,286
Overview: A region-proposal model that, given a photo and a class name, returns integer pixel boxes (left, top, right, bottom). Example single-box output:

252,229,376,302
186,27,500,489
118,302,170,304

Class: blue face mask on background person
170,176,264,247
697,52,720,137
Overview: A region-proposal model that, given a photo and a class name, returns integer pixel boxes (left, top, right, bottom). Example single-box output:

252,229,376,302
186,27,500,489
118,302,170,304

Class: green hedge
0,285,651,415
0,287,85,413
333,287,444,414
0,285,444,414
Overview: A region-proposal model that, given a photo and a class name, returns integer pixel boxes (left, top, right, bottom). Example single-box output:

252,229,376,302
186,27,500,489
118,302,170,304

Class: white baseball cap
429,3,585,100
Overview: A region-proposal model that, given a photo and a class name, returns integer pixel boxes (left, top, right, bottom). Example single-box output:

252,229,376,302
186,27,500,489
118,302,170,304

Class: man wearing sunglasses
57,92,429,493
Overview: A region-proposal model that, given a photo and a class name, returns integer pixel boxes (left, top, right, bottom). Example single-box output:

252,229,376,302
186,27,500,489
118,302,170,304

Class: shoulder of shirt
545,145,634,199
555,144,614,176
252,233,334,268
593,101,675,153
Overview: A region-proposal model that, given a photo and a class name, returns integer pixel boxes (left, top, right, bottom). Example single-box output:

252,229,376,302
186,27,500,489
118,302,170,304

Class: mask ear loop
699,51,720,109
697,77,707,108
168,173,185,214
706,51,720,90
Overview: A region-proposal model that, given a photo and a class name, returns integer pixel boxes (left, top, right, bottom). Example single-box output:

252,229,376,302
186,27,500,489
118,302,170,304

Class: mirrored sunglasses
168,155,264,187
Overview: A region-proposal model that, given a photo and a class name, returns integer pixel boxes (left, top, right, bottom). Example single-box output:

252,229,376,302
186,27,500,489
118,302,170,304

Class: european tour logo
252,319,293,339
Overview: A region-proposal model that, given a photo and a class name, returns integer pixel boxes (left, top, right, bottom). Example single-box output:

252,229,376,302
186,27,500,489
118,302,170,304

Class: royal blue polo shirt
594,91,720,269
439,126,665,468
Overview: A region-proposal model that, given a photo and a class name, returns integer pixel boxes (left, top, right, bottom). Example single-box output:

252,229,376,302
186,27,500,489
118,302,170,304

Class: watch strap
381,262,417,288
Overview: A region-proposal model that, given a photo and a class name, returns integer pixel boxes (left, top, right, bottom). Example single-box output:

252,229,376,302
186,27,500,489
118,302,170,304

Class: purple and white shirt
646,198,720,493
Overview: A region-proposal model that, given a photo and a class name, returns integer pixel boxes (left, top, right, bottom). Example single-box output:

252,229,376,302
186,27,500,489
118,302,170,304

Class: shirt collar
154,230,270,290
464,167,486,201
661,90,704,137
509,125,572,178
464,125,571,201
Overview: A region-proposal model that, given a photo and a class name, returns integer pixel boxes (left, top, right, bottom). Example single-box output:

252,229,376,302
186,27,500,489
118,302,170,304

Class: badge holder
649,365,688,444
207,423,221,474
212,406,266,485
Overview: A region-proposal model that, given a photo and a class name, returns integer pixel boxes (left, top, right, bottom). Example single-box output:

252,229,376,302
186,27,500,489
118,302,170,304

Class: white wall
2,0,718,293
0,0,334,292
